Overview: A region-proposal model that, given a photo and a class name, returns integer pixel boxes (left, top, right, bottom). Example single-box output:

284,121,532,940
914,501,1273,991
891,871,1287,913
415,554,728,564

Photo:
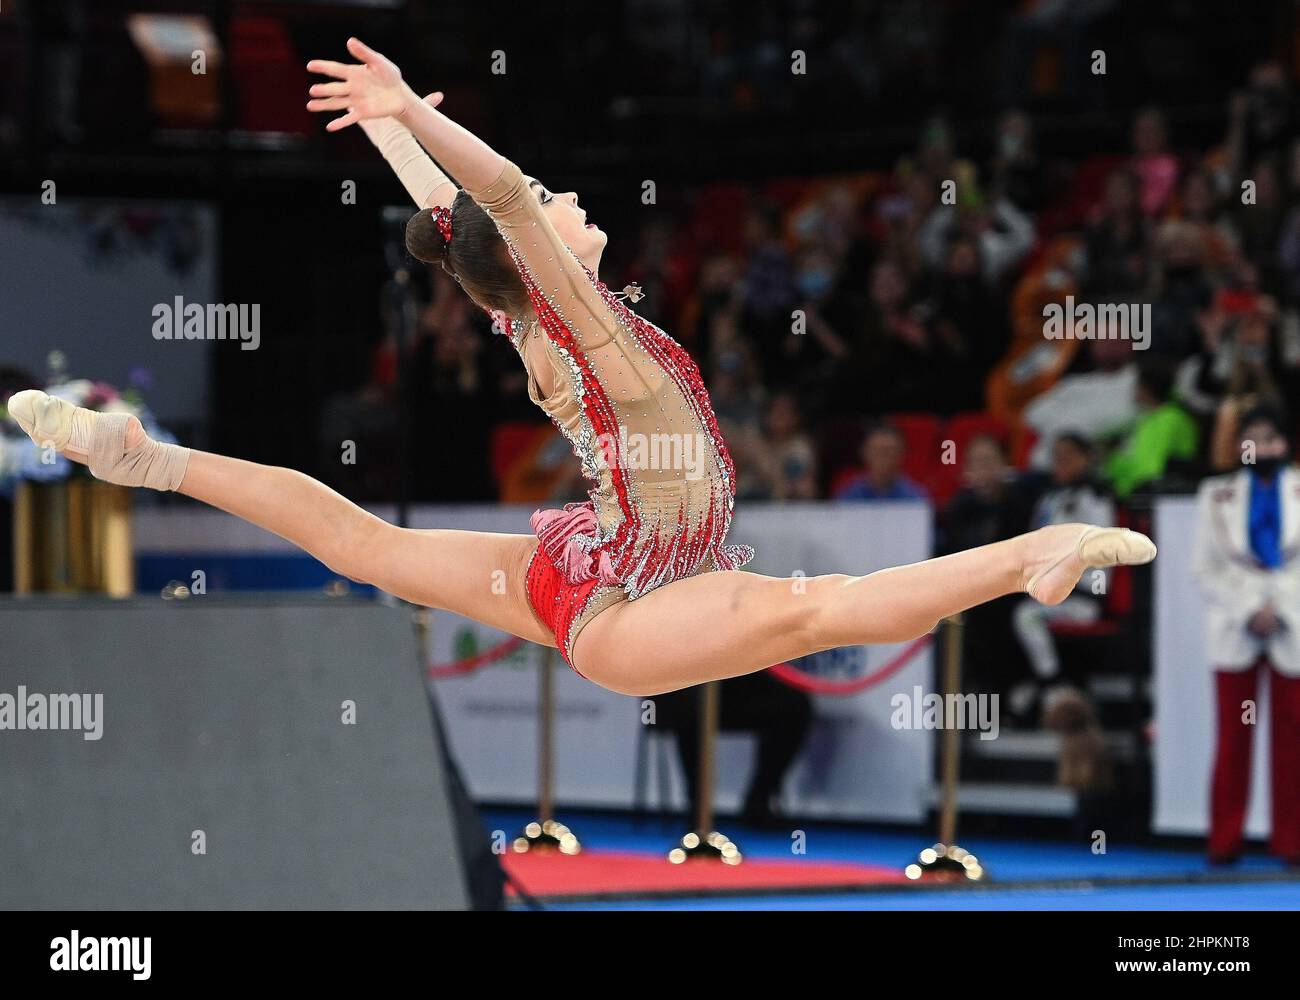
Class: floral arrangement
0,354,176,496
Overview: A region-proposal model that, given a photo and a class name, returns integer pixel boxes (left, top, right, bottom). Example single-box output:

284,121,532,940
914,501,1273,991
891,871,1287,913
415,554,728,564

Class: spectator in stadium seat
988,109,1046,214
923,232,1006,391
937,433,1036,557
778,245,852,391
916,186,1036,287
1177,295,1297,432
868,255,973,414
1082,169,1150,298
1233,156,1287,295
1225,60,1295,181
1009,433,1115,720
1130,106,1180,218
938,433,1037,712
409,291,497,501
740,204,797,378
1176,167,1236,277
1023,334,1140,470
1103,362,1199,497
1149,218,1213,359
833,422,928,501
738,392,819,501
1193,405,1300,864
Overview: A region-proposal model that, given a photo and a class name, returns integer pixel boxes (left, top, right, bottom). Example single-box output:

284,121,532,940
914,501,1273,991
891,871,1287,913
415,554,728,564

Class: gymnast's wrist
393,84,422,121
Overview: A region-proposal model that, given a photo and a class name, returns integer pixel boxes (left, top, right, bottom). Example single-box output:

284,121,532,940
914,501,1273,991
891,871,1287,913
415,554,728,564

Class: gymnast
8,38,1155,697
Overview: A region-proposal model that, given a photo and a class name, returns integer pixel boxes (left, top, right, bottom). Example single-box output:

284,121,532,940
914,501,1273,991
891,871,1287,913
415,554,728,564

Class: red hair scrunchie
431,205,453,244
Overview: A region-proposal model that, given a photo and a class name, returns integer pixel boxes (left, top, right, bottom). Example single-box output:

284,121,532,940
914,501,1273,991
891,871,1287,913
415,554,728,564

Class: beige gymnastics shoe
8,389,190,491
1023,524,1157,606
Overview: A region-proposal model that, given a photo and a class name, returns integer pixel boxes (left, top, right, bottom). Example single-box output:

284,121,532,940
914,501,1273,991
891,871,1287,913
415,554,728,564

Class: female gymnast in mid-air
10,38,1155,697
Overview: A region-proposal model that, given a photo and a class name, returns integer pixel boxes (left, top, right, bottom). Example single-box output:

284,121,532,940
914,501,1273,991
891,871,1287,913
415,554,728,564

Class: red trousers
1209,659,1300,861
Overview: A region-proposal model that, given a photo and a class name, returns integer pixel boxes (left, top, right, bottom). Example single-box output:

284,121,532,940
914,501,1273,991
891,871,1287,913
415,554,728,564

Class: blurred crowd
357,58,1300,510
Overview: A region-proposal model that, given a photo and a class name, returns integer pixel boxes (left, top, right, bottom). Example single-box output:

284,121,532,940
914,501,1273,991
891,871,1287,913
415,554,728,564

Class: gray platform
0,595,470,910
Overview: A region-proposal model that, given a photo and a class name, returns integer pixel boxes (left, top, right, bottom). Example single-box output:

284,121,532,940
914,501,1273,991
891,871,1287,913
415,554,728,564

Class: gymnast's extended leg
8,392,553,647
572,525,1151,696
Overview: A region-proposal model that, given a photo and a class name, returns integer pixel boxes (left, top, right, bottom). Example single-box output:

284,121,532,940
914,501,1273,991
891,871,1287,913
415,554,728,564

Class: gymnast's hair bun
405,207,450,266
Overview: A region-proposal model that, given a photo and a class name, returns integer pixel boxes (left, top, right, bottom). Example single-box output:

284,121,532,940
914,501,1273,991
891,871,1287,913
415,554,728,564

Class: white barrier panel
1153,496,1270,838
137,501,935,822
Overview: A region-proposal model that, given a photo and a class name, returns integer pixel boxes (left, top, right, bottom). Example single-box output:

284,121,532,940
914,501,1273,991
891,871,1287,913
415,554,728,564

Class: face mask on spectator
1251,454,1287,476
797,269,834,299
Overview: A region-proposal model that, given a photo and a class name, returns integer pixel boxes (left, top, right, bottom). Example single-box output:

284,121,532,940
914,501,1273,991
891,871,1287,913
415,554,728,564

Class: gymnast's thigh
365,526,555,647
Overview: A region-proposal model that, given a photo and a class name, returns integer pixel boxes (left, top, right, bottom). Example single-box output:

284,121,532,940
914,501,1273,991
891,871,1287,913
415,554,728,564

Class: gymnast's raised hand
306,37,414,132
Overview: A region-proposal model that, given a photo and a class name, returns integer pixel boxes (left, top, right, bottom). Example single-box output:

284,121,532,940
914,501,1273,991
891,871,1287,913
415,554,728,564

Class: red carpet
504,848,908,900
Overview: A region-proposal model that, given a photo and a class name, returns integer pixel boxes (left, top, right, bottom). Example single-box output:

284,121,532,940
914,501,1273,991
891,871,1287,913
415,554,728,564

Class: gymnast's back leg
8,389,554,648
572,524,1154,696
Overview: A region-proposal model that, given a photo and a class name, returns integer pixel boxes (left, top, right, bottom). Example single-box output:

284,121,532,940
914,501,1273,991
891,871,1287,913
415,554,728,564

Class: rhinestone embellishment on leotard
490,200,754,607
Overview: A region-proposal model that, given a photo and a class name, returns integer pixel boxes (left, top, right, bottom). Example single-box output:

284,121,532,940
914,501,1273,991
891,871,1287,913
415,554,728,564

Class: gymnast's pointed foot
8,389,190,491
1021,523,1156,606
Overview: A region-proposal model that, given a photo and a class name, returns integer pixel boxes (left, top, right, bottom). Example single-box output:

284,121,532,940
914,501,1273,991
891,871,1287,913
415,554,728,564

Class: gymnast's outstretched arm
308,39,625,355
308,39,504,194
358,105,457,211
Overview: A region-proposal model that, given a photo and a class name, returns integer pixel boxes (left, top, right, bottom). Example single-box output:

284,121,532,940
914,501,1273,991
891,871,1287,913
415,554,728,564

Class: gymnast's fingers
307,97,352,113
326,110,361,132
346,37,384,66
306,59,352,80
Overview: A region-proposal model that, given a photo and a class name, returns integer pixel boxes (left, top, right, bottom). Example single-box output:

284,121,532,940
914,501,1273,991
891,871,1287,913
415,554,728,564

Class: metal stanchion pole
668,680,742,865
906,613,987,882
513,647,581,855
538,644,554,825
413,606,431,668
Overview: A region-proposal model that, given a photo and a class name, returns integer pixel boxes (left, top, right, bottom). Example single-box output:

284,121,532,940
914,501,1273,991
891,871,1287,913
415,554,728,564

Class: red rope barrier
427,636,525,679
767,633,933,695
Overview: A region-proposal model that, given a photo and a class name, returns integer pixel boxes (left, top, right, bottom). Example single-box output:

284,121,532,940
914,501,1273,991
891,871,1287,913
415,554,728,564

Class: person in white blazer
1193,405,1300,863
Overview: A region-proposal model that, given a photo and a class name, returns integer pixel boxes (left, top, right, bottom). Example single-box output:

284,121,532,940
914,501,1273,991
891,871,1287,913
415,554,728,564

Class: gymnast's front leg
573,525,1156,697
7,390,554,646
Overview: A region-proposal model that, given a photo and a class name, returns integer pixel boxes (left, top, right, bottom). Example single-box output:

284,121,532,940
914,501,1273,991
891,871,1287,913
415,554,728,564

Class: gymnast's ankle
8,389,190,492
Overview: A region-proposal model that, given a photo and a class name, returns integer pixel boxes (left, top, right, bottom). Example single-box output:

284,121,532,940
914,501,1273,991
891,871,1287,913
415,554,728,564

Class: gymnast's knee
326,517,393,587
797,573,852,649
801,573,937,647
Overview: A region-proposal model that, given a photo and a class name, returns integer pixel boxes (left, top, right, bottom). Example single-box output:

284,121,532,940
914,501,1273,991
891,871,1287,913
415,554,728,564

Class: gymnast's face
528,177,607,269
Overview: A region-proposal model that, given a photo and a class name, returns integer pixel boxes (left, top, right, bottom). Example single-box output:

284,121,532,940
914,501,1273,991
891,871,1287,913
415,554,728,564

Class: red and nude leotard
465,159,754,667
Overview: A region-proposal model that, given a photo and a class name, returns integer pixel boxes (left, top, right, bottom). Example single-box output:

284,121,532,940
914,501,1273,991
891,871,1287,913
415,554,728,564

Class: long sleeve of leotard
463,158,620,352
360,117,456,209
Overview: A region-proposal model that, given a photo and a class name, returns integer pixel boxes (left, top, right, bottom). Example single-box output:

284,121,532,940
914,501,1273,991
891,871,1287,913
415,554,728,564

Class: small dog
1042,686,1114,793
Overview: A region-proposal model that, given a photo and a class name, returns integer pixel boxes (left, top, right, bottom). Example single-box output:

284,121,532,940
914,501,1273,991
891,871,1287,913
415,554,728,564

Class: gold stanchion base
904,842,987,882
512,819,581,856
13,480,134,595
667,830,742,865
